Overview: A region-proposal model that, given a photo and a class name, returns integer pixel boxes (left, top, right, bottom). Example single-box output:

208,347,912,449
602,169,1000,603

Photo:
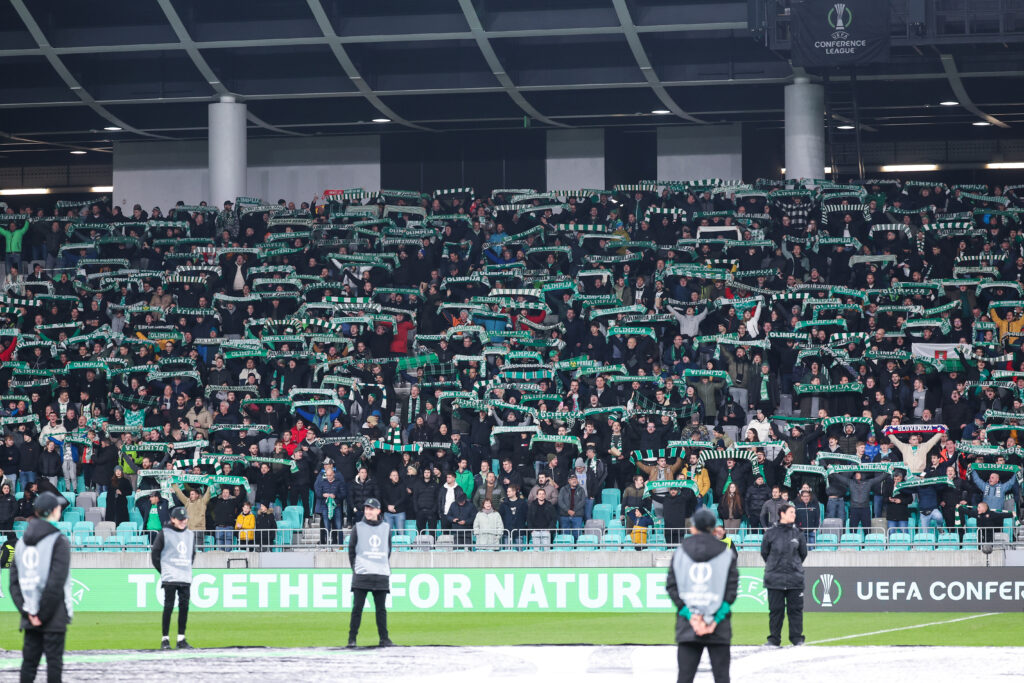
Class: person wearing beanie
151,506,196,650
760,501,808,647
666,507,738,683
10,491,71,682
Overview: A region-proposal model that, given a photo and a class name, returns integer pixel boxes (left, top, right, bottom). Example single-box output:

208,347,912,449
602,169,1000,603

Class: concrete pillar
784,77,825,180
208,95,247,204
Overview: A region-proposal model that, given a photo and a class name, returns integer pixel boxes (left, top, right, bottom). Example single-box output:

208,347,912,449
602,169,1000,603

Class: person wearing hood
347,498,394,648
666,508,738,683
473,497,505,549
10,491,72,682
0,481,16,533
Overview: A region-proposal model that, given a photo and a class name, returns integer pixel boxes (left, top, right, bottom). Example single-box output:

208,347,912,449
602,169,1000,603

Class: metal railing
5,521,1013,553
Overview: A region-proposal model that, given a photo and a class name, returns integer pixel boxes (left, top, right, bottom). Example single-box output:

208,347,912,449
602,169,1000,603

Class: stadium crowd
0,178,1021,550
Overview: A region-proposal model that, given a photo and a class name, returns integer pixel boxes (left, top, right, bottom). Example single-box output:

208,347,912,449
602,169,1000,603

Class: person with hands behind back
666,508,738,683
10,491,71,683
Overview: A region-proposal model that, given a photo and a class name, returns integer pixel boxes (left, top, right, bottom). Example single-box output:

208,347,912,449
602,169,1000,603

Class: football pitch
2,611,1020,650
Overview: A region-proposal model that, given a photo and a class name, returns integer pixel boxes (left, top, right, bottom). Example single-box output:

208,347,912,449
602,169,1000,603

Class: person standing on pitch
760,501,807,647
347,497,394,648
0,532,16,598
151,506,196,650
9,491,72,683
666,508,738,683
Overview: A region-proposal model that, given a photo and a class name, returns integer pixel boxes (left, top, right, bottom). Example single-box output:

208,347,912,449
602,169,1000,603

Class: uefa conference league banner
805,568,1024,612
791,0,891,68
3,567,1020,613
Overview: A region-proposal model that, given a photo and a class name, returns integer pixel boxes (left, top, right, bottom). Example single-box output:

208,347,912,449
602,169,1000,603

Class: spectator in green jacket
0,220,29,273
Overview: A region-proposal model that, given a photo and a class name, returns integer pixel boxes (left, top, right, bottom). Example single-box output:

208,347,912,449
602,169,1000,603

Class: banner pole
850,68,865,179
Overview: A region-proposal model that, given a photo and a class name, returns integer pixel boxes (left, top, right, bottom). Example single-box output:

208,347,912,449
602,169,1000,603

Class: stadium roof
0,0,1022,161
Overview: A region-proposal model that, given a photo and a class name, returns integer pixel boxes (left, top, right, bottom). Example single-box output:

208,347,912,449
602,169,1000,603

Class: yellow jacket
235,513,255,542
990,308,1024,341
681,465,711,498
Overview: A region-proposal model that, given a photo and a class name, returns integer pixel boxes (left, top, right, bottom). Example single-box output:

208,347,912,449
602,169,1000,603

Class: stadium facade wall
657,124,743,182
545,129,605,191
112,135,381,209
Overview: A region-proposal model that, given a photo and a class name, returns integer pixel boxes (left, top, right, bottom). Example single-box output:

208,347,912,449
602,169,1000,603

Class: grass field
2,612,1021,650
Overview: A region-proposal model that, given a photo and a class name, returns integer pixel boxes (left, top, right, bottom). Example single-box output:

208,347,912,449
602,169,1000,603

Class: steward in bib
666,508,738,683
151,505,196,650
10,491,72,683
347,497,394,648
0,532,15,599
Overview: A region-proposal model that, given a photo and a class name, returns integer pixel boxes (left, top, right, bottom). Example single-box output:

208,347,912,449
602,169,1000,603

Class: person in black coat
255,503,278,548
666,509,738,683
411,469,441,533
760,503,808,647
347,466,378,525
106,467,134,526
662,485,698,546
0,481,16,531
252,463,280,510
499,485,529,547
91,439,118,491
10,492,72,683
288,450,314,520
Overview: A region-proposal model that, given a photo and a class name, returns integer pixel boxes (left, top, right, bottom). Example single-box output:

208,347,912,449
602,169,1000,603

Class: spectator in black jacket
881,471,912,534
211,488,240,548
527,488,558,531
499,485,528,547
662,484,698,546
411,469,441,534
347,466,378,525
794,490,820,545
744,476,771,530
255,503,278,548
445,488,476,545
288,450,314,519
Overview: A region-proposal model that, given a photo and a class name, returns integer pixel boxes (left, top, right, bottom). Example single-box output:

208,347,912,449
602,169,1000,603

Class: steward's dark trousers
162,583,191,637
21,630,65,683
767,587,804,645
349,588,388,641
677,642,730,683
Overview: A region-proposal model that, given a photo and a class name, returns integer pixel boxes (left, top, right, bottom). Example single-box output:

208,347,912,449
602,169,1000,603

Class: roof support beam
939,53,1009,128
305,0,429,131
456,0,567,128
610,0,707,124
9,0,169,141
155,0,303,137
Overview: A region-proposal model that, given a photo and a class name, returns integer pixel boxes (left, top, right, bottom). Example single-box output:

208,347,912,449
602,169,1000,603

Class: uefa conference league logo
811,572,843,607
828,3,853,40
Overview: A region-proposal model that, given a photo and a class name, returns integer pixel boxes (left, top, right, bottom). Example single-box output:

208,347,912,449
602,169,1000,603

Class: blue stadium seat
552,534,575,551
601,488,621,509
961,531,979,551
82,535,103,550
13,520,28,534
97,492,107,508
740,533,763,551
61,491,75,508
601,531,625,549
814,533,838,551
887,532,912,550
913,531,936,550
56,521,73,537
591,504,614,524
72,521,95,539
116,521,139,542
102,537,124,552
839,533,862,549
936,532,960,550
63,508,84,525
575,534,599,550
125,536,150,552
863,533,885,550
392,535,412,551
